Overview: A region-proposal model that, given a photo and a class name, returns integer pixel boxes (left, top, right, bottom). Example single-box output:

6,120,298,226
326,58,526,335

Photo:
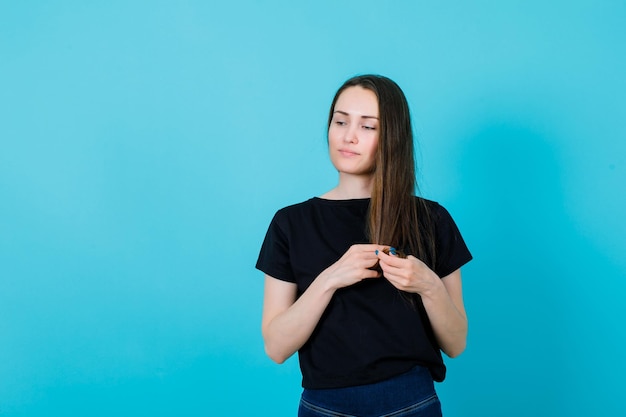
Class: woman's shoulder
413,196,457,224
275,197,318,214
414,196,443,212
272,197,370,227
270,198,319,222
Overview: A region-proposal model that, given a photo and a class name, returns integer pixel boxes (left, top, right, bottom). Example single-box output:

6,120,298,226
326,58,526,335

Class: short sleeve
255,211,296,283
433,204,473,278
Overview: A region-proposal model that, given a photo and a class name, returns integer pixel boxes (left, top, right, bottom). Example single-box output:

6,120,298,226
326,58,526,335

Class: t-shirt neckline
311,196,371,205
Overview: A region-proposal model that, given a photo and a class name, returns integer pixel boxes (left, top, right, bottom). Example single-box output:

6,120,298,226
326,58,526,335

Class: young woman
256,75,472,417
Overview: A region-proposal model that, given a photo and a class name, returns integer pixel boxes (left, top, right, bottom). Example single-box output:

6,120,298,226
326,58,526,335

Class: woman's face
328,86,380,177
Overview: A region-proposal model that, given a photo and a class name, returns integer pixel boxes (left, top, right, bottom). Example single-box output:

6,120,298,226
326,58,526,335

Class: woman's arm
261,274,335,364
377,252,468,358
261,244,385,363
421,270,467,358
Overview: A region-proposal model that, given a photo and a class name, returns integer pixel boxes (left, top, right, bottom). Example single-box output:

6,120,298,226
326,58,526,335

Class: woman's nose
343,126,358,143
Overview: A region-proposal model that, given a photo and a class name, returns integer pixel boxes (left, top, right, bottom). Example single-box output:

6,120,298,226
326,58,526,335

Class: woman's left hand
377,248,468,358
376,249,440,296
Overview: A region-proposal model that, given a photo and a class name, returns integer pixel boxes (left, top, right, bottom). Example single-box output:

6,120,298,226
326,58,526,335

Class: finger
379,270,405,290
378,258,412,283
377,250,405,267
379,263,403,280
374,246,394,257
357,244,389,254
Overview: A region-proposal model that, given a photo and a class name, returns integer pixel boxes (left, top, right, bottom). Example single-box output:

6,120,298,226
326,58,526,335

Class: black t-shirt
256,197,472,389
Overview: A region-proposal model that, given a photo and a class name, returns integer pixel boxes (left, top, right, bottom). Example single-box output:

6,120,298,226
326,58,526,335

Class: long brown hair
327,75,435,265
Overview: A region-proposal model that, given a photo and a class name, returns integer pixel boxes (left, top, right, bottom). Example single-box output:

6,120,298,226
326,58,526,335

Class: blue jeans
298,366,442,417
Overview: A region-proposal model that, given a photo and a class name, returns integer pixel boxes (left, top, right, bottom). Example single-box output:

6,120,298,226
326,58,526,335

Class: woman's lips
339,149,359,157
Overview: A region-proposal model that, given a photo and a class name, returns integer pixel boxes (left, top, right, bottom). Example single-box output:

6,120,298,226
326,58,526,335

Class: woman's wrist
418,271,445,301
317,269,341,294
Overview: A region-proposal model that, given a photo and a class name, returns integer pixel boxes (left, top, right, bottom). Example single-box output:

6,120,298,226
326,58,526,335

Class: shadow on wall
450,121,625,416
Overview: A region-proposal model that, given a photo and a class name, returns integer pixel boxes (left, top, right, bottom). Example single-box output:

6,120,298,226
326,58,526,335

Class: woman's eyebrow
333,110,379,119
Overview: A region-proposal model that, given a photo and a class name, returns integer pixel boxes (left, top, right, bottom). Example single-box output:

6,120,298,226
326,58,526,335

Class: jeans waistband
300,365,439,417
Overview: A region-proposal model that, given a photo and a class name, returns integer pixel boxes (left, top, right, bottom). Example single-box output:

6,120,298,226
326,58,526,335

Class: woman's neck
321,174,373,200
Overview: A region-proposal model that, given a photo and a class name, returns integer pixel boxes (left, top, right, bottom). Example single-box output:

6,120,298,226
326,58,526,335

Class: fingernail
375,250,379,255
390,247,397,255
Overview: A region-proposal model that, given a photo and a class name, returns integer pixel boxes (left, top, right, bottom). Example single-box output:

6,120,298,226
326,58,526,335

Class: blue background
1,1,625,416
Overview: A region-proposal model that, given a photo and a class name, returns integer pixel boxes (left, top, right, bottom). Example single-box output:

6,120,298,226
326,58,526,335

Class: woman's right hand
320,244,387,289
262,244,388,363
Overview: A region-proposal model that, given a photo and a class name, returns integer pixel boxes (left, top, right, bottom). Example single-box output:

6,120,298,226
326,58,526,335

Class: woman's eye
335,120,347,126
362,125,376,130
